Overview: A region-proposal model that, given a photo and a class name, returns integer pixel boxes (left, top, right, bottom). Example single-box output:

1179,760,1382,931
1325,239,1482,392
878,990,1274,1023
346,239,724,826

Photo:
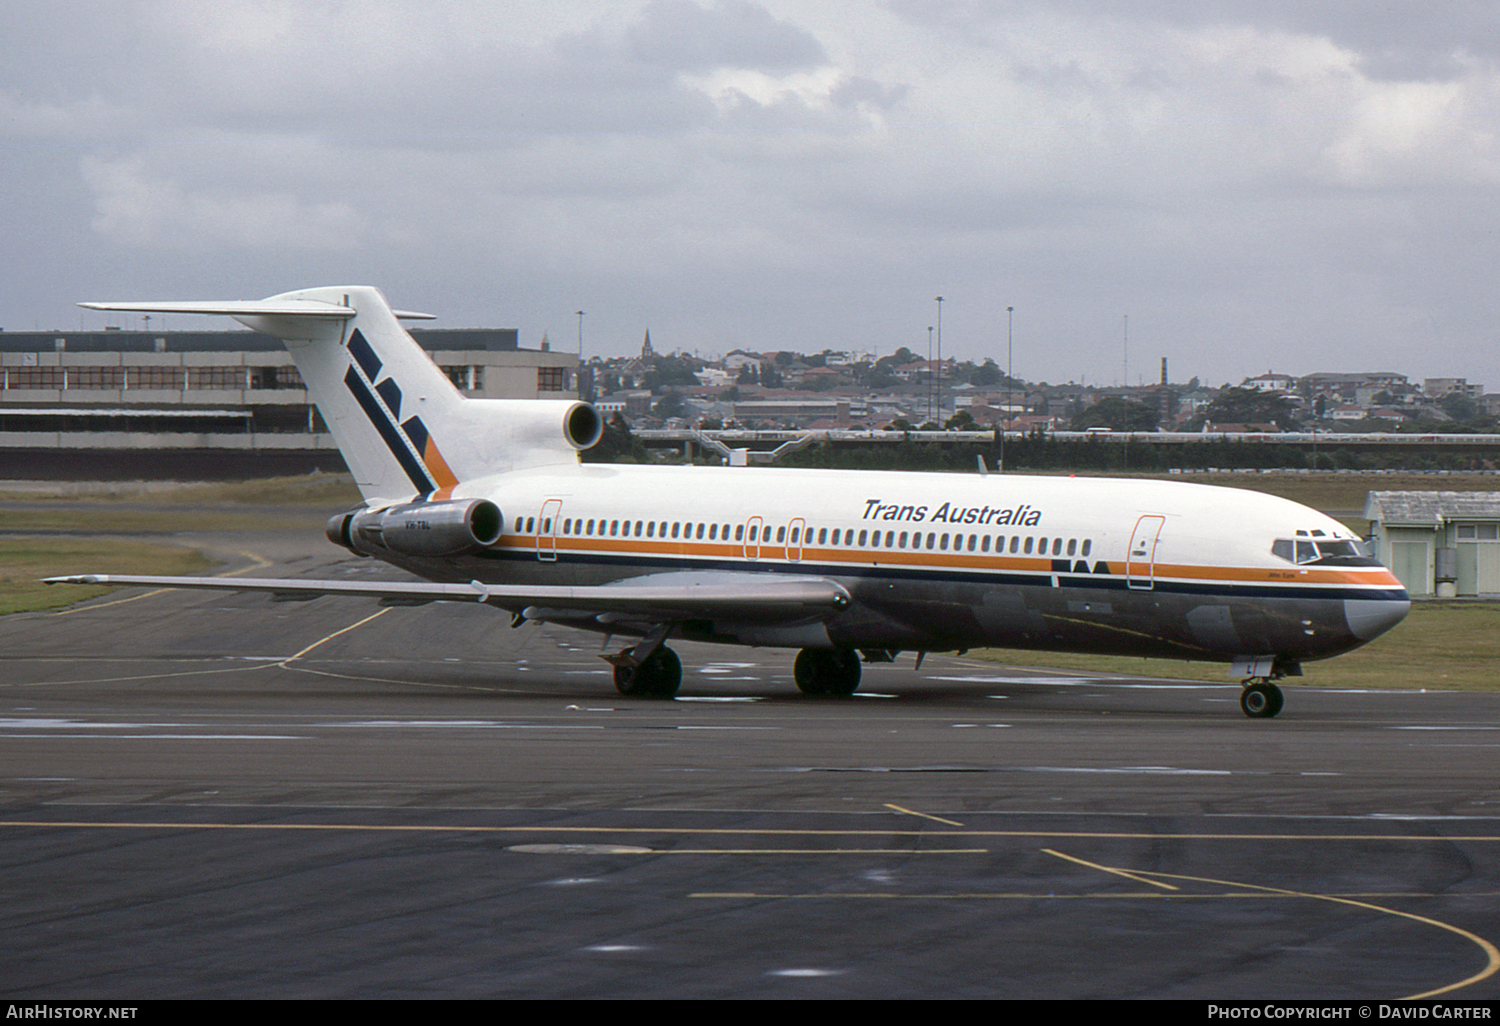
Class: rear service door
537,499,562,561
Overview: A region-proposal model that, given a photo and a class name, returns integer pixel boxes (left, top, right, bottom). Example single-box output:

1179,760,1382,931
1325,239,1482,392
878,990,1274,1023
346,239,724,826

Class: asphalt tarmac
2,534,1498,999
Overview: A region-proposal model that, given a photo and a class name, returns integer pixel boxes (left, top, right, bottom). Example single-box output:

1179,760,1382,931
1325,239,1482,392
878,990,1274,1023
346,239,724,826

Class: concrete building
1424,377,1485,399
0,326,578,478
1365,491,1500,597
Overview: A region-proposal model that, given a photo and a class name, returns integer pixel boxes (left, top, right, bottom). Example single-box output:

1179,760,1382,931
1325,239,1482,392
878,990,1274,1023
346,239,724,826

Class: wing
43,571,850,623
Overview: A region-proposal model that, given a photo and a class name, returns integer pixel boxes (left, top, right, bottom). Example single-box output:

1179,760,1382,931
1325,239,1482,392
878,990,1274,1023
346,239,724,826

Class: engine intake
327,498,503,558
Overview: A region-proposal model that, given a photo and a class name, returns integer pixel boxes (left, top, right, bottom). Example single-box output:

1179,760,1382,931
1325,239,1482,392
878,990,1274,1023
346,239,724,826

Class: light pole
934,296,944,425
576,311,585,355
926,325,934,423
1004,305,1014,471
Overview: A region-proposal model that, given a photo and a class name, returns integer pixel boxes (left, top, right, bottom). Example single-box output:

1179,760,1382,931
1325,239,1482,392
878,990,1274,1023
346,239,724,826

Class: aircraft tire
614,646,681,698
1240,682,1283,719
794,649,861,697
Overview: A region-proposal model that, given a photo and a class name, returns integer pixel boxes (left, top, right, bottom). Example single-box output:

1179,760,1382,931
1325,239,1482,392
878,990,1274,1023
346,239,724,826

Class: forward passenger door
1126,515,1165,590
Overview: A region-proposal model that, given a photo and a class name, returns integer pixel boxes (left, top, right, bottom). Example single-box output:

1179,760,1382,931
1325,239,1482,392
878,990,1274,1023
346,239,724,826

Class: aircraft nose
1344,596,1410,642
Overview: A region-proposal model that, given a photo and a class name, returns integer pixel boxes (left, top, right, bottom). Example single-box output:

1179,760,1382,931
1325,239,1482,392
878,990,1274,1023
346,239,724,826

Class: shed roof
1364,490,1500,526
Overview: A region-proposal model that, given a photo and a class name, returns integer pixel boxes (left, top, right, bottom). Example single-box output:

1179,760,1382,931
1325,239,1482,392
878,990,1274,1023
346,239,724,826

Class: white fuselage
353,463,1409,666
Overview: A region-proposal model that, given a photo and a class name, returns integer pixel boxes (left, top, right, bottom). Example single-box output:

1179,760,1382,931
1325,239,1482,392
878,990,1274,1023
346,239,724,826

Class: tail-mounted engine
327,498,503,558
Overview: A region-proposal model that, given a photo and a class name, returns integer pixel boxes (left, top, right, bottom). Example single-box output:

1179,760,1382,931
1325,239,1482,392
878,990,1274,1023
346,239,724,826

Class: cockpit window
1273,537,1367,564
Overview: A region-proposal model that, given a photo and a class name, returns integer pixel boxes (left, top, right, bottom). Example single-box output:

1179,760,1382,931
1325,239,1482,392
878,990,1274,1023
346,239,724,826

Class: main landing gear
1239,680,1285,719
793,648,862,697
612,645,682,698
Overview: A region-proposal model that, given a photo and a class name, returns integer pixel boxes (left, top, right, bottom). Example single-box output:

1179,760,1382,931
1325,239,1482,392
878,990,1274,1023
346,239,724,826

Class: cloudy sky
4,1,1499,389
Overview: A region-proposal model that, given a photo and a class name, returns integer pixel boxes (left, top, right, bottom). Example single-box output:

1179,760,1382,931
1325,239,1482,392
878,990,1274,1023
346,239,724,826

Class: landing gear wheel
1240,681,1284,719
793,649,862,696
613,646,682,698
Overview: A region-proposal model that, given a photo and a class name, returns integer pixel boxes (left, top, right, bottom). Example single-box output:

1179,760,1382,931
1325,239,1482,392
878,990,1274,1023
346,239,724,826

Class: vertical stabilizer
239,286,465,501
80,286,602,503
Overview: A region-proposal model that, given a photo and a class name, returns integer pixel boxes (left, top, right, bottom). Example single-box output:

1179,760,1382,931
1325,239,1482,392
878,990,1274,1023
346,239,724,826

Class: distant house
1245,372,1296,393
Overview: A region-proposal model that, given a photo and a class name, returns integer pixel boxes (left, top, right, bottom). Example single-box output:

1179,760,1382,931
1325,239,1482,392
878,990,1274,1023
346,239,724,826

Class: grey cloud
891,0,1500,80
627,0,827,72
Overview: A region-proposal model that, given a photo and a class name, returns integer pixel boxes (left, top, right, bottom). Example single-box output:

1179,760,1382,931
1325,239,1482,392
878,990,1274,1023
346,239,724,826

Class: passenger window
927,532,936,549
709,524,717,540
858,530,868,546
1067,538,1076,556
1024,537,1033,554
737,524,745,541
526,517,535,534
791,527,800,544
1009,536,1019,554
1082,539,1091,557
818,528,827,544
1053,538,1063,556
899,531,908,548
886,531,895,547
981,536,990,553
777,526,787,543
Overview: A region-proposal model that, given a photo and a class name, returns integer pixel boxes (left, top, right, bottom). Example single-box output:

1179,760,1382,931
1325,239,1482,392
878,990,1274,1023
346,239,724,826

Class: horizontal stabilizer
77,300,434,320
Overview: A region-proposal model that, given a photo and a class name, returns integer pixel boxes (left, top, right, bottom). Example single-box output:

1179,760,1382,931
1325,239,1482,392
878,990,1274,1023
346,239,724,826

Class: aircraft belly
836,577,1367,662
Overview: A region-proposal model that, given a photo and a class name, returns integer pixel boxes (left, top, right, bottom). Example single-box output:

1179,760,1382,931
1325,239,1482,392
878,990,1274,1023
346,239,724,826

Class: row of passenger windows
509,514,1092,558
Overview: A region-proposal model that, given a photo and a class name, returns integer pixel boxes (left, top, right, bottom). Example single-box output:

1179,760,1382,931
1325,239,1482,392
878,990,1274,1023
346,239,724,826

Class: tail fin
80,286,601,502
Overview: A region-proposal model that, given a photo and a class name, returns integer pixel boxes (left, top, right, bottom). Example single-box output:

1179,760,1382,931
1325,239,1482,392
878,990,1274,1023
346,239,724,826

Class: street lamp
926,326,934,422
934,296,944,425
576,311,585,355
1004,305,1014,471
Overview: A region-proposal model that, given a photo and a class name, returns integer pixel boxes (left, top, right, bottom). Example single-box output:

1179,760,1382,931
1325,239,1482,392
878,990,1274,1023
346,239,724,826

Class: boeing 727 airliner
48,286,1410,717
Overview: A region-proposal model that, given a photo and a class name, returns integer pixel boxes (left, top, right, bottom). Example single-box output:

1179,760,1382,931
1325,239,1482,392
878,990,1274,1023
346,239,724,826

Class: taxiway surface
1,539,1497,999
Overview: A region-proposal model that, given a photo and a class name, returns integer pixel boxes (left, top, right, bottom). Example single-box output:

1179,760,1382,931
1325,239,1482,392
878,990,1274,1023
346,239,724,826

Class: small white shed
1365,491,1500,597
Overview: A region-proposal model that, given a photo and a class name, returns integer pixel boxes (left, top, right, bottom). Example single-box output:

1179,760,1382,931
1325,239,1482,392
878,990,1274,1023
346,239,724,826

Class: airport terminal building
0,327,579,479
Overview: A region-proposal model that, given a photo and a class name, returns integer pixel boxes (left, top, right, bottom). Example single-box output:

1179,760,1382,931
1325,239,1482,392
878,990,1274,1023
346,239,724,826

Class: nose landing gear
1240,680,1285,718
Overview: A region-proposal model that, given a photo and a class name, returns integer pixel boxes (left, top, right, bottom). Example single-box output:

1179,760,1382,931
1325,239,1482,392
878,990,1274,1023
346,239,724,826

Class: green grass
0,537,214,614
972,602,1500,691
